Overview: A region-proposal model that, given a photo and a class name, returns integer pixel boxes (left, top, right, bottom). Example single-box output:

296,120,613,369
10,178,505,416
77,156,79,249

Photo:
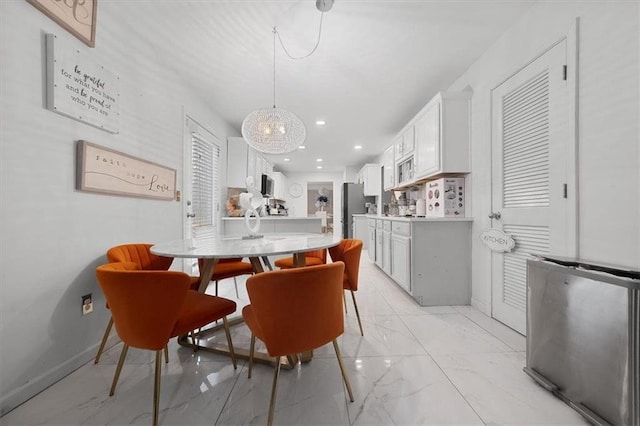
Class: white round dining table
150,232,343,367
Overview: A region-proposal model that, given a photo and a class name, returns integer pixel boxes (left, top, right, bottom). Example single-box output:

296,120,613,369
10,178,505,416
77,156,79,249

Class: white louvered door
491,40,571,335
183,117,221,275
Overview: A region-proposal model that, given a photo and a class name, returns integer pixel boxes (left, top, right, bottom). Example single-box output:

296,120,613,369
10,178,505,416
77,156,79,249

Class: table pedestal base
177,318,312,369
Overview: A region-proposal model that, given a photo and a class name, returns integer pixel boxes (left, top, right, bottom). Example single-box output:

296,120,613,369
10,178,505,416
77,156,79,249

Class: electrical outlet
82,293,93,315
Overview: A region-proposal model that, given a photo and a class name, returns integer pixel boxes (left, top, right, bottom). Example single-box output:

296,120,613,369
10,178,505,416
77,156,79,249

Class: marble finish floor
1,252,588,425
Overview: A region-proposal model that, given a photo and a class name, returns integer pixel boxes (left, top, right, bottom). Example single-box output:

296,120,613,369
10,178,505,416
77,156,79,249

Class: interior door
490,40,574,334
183,116,221,274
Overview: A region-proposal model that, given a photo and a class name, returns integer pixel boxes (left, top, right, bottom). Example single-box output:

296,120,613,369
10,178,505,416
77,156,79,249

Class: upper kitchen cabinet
227,137,273,188
271,171,288,200
383,145,395,191
394,126,415,160
358,163,381,196
227,137,248,188
414,92,471,180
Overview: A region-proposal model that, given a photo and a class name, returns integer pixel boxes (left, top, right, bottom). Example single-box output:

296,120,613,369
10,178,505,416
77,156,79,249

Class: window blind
190,131,220,240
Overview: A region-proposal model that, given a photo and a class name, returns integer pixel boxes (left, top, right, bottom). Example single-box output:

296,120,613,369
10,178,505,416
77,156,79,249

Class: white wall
0,1,238,413
285,171,344,238
447,1,639,313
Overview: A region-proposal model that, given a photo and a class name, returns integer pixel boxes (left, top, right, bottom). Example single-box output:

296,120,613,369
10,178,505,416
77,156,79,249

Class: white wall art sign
46,34,120,133
480,228,516,252
76,140,176,200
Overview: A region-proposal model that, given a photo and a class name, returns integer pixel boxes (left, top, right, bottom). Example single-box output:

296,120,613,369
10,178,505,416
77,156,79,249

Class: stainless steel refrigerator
341,183,371,238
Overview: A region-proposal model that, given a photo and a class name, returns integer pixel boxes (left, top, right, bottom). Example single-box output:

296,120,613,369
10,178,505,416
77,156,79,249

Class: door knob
187,213,196,218
488,212,501,220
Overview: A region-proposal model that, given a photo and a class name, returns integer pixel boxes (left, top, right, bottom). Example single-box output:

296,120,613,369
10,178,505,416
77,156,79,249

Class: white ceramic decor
239,176,263,237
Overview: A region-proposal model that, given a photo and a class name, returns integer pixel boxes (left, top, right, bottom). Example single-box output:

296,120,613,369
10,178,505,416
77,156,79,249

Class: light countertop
354,214,472,222
222,216,321,220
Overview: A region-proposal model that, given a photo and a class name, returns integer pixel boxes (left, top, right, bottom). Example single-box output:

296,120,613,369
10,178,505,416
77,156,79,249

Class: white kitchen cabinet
394,126,415,160
414,92,471,179
391,234,411,293
369,217,471,306
272,171,287,200
390,220,411,293
375,220,383,268
383,145,395,190
227,137,249,188
228,138,275,189
382,223,391,274
367,219,376,261
358,163,381,196
353,215,369,249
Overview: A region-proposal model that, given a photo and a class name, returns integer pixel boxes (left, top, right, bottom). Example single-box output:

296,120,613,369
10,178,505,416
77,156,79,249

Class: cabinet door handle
488,212,501,220
187,213,196,218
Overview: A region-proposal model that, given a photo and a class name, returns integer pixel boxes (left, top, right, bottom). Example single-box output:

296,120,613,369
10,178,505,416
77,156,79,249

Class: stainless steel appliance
525,256,639,426
341,183,373,238
260,174,274,197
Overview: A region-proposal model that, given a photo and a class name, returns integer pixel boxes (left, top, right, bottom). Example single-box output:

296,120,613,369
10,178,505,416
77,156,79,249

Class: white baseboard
0,335,119,416
470,297,489,316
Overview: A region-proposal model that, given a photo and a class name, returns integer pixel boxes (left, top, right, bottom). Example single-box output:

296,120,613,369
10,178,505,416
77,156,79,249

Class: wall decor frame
46,34,119,133
27,0,97,47
76,140,176,201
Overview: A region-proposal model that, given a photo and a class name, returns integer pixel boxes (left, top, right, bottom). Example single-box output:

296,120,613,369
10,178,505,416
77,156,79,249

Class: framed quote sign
26,0,97,47
46,34,120,133
76,140,176,201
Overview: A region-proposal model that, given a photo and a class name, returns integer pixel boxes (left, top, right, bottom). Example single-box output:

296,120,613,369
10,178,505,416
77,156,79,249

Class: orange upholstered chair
242,262,354,426
95,262,237,426
197,257,254,297
95,243,188,364
273,248,327,269
329,239,364,336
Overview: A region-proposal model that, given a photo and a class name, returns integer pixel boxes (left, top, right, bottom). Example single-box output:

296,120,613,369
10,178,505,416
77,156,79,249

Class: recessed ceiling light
298,145,306,150
316,158,323,162
283,158,291,162
317,165,323,169
354,145,363,150
315,120,326,126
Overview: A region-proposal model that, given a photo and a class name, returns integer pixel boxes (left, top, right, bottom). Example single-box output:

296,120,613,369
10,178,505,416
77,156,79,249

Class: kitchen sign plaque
480,229,516,252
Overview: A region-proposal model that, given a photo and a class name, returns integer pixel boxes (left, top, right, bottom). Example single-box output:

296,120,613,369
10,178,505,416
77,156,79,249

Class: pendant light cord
272,27,277,108
274,10,325,60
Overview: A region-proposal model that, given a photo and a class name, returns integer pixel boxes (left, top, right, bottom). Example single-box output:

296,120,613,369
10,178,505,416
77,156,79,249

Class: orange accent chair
196,257,254,296
329,239,364,336
273,249,327,269
95,262,237,426
95,243,190,364
242,262,354,426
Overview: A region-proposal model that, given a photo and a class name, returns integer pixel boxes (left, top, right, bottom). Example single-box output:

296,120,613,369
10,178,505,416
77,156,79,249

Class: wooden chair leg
223,317,237,369
351,290,364,336
332,340,354,402
153,350,162,426
248,334,256,379
94,316,114,364
109,344,129,396
268,356,282,426
164,345,169,364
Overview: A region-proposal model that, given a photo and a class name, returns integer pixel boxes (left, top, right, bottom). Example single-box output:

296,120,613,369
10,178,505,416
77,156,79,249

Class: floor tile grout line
452,306,525,352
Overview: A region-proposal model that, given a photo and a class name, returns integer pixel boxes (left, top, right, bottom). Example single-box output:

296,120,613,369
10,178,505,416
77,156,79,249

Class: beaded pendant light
241,0,333,154
241,28,306,155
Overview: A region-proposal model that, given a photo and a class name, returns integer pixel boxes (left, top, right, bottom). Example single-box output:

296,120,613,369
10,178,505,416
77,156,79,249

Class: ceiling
115,0,535,174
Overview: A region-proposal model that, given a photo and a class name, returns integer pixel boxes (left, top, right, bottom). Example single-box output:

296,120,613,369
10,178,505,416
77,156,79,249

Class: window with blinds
191,131,220,240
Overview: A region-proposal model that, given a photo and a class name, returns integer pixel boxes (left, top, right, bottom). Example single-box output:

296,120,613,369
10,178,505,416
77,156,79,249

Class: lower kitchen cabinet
382,229,391,275
371,217,471,306
353,215,369,249
375,220,383,268
391,233,411,293
367,219,376,262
